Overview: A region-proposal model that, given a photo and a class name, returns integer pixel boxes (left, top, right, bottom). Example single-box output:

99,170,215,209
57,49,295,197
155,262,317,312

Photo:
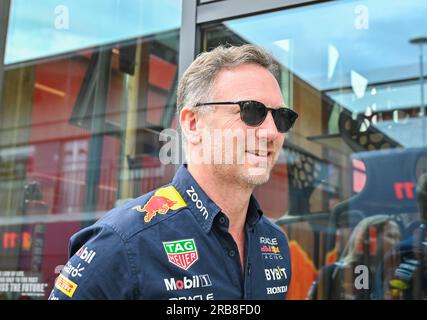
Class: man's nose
256,111,280,141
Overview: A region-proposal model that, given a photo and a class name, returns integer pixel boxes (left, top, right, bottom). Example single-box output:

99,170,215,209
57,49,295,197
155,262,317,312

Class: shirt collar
172,164,263,233
246,194,263,229
172,164,221,233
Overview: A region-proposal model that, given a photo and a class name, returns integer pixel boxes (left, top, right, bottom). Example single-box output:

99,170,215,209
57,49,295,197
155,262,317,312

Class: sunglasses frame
194,100,298,133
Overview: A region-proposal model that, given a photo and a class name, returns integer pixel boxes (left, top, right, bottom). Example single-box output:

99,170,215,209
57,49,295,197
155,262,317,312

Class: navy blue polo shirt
49,165,291,300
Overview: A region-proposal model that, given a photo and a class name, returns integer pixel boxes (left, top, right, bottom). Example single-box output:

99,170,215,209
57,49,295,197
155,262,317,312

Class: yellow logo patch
55,274,78,298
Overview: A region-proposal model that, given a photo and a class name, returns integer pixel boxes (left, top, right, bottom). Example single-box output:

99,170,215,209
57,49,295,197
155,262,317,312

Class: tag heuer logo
163,239,199,270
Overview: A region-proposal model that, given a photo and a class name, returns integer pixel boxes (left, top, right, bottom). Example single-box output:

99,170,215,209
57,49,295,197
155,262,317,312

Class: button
228,250,236,257
219,216,226,224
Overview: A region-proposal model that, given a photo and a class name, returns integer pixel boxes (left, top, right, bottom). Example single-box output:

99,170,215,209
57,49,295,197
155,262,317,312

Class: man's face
196,63,286,188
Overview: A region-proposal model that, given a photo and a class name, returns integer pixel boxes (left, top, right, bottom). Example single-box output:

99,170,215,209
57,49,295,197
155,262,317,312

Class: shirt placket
243,226,253,299
214,214,244,296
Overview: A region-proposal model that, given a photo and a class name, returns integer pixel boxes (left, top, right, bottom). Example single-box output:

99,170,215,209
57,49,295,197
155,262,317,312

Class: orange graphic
325,248,337,265
272,246,280,254
133,186,187,222
287,240,318,300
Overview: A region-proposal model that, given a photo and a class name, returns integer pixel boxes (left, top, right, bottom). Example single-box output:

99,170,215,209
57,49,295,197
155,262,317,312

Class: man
49,44,297,300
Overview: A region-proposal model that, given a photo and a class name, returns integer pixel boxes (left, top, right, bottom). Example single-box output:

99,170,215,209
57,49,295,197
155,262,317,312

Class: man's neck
188,163,254,270
187,163,252,233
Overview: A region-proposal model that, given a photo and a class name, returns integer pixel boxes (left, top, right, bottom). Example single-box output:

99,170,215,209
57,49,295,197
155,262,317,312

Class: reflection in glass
202,0,427,300
0,1,181,299
5,0,182,65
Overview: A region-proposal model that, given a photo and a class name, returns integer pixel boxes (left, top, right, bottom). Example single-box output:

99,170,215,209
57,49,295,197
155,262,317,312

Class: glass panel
201,0,427,300
5,0,182,65
0,2,181,299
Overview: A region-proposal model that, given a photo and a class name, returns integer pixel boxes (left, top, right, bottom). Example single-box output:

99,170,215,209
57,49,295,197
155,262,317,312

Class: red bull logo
133,186,187,223
260,245,281,254
140,196,176,222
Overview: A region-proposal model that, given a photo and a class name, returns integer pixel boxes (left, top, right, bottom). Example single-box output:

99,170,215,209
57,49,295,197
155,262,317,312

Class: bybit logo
265,267,287,281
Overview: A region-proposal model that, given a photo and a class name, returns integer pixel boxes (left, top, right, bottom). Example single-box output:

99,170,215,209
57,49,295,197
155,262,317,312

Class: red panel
31,58,90,143
41,221,83,297
148,55,177,90
96,135,120,212
147,89,167,125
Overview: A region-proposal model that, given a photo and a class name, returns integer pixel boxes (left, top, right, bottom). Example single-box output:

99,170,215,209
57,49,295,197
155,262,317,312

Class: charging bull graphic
133,186,187,223
135,196,176,222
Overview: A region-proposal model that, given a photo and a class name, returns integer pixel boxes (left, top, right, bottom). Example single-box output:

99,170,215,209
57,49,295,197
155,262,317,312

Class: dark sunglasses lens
240,101,267,126
274,109,298,133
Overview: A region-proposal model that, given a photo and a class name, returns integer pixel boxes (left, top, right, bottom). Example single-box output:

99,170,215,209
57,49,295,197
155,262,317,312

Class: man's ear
180,107,202,144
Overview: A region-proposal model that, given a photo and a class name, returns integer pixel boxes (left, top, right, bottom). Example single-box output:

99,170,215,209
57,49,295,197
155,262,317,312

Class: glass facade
0,0,181,299
0,0,426,300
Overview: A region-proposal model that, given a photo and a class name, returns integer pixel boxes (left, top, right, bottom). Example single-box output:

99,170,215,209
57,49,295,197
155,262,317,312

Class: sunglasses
195,100,298,133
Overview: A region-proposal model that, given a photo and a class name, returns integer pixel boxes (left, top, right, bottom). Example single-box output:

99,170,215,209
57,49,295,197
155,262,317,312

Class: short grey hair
176,44,280,114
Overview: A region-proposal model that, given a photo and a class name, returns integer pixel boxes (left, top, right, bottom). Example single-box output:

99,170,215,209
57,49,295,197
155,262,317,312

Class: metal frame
179,0,324,76
197,0,323,24
0,0,11,107
178,0,197,79
83,48,112,214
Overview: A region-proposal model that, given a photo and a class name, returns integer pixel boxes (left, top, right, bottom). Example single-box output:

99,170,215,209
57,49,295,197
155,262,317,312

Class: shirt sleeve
48,223,138,300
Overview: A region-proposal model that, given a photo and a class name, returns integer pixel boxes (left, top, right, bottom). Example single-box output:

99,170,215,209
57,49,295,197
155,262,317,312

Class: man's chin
243,165,271,186
210,163,272,187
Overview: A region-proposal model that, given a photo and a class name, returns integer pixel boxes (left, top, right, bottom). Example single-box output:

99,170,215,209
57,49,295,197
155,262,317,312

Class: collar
246,195,263,229
172,164,263,233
